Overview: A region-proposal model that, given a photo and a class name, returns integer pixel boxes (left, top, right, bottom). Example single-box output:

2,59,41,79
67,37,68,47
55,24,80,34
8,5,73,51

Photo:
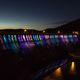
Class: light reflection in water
43,75,53,80
53,67,62,77
70,61,76,74
43,67,62,80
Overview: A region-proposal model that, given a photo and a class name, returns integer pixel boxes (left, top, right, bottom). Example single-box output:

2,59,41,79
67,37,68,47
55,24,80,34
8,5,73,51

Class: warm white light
43,30,45,33
24,29,27,32
75,31,79,35
57,31,60,33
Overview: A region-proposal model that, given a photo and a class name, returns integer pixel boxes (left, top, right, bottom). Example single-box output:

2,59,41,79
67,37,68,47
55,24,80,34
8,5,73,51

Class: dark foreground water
2,43,80,80
42,60,80,80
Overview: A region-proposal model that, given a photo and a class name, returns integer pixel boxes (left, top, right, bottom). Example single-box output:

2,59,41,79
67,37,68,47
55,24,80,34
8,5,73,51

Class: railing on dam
0,34,79,51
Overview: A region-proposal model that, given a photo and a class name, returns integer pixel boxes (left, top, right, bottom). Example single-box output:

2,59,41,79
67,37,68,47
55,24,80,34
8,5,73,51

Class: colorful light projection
50,35,56,44
26,35,33,41
38,35,43,45
67,35,73,44
33,35,42,46
0,34,79,50
7,35,18,50
3,35,9,49
10,35,18,50
0,35,6,49
39,35,47,46
18,35,24,42
45,35,51,45
58,35,65,44
18,35,28,49
13,35,19,49
26,35,35,47
63,35,69,45
23,35,26,41
22,35,32,48
8,35,11,42
54,35,60,45
73,35,78,43
14,35,17,42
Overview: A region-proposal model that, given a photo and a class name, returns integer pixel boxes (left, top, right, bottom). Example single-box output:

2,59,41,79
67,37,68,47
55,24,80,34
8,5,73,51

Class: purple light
45,35,49,39
23,35,26,41
63,35,69,43
18,35,23,42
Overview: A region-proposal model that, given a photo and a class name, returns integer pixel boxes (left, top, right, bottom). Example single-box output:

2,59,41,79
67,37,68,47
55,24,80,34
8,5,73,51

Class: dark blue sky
0,0,80,30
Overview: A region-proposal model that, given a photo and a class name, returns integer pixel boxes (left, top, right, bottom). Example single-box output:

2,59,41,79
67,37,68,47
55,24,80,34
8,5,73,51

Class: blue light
55,35,59,44
8,35,11,42
73,35,78,42
50,35,56,44
67,35,73,43
32,35,38,41
11,35,14,42
3,35,9,49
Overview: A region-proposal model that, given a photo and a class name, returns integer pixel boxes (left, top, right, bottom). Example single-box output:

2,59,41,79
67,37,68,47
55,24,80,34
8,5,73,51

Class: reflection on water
42,61,79,80
43,76,52,80
70,61,76,74
53,67,63,80
43,67,63,80
53,67,62,77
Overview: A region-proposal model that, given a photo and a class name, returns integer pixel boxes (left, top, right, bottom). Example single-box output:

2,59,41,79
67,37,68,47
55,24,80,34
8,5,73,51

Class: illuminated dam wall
0,34,79,51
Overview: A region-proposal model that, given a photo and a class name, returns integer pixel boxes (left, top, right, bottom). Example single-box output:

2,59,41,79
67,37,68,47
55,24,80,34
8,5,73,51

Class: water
42,60,80,80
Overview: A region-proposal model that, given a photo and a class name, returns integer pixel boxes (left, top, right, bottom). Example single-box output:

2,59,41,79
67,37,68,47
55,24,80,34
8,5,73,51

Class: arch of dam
0,32,79,51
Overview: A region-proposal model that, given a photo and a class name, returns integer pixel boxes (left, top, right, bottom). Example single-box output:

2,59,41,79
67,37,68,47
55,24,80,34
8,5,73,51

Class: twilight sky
0,0,80,30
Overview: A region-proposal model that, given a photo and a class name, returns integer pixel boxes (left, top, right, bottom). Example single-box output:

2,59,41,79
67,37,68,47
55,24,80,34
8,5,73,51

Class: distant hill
0,19,80,34
0,29,42,34
45,19,80,33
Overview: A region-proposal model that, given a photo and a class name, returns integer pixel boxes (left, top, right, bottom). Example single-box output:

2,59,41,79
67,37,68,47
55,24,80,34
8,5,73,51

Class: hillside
45,19,80,33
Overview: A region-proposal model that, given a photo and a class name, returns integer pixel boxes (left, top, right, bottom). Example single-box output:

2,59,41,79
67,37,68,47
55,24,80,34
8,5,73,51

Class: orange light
43,76,51,80
74,31,79,35
54,67,62,77
70,61,76,74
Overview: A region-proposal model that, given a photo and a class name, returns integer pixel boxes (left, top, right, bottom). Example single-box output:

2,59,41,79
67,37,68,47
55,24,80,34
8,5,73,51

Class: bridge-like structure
0,33,79,51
